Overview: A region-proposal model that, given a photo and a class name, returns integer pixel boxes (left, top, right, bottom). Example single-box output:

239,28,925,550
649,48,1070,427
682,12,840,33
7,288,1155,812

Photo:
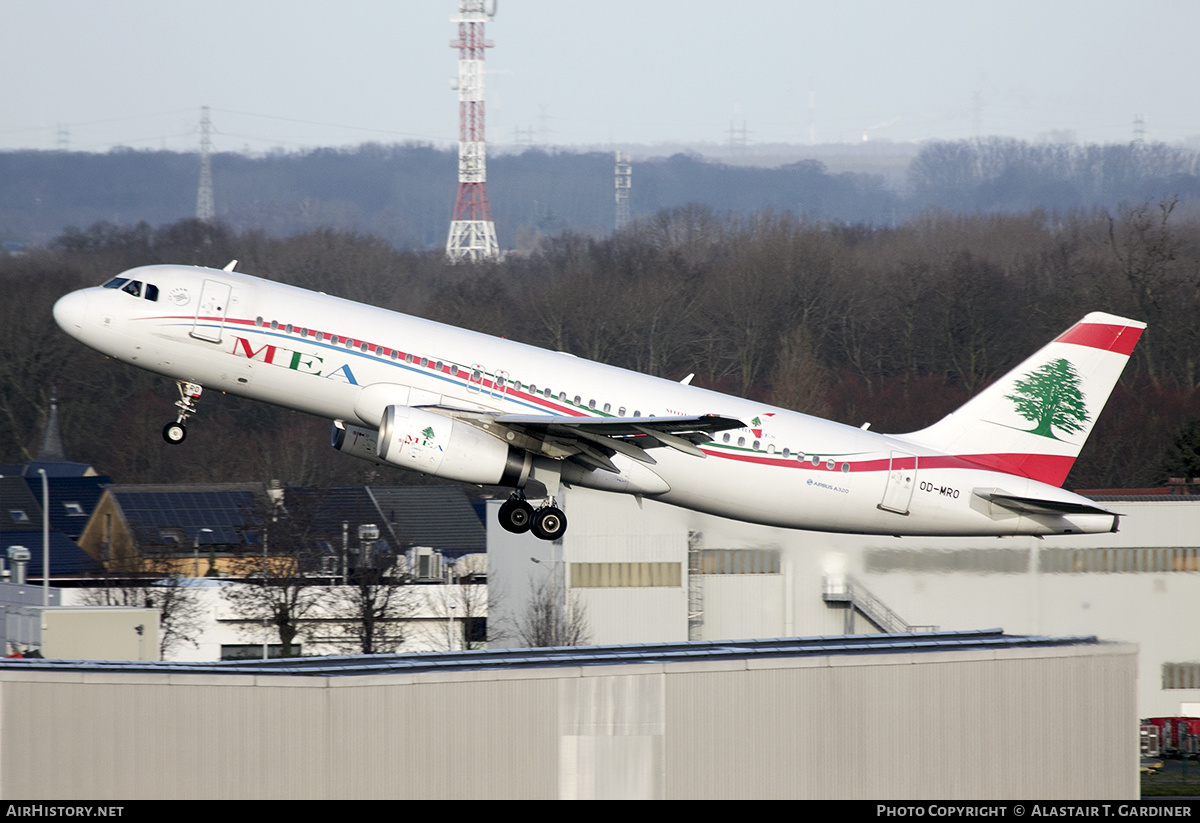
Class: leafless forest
3,199,1199,490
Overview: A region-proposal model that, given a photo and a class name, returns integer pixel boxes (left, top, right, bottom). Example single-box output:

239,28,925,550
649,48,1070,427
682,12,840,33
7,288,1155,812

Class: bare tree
323,559,415,654
413,578,490,651
220,490,331,657
515,576,590,648
77,553,207,659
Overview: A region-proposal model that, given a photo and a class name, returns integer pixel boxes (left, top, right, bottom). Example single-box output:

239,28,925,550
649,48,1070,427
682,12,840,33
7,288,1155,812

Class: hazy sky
3,0,1197,154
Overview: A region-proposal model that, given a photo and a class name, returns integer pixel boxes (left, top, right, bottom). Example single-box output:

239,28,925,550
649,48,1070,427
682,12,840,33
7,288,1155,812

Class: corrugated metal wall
0,642,1136,799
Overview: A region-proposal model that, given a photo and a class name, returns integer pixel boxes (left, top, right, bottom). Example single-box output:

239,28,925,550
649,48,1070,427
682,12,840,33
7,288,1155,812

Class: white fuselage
53,264,1117,537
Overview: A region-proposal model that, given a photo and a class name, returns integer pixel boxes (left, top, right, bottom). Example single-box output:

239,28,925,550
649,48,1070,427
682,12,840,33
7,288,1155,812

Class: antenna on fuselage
223,260,238,272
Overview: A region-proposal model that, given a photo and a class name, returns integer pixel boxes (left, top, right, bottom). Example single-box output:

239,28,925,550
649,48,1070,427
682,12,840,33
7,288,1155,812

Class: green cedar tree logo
1004,358,1090,440
421,426,436,445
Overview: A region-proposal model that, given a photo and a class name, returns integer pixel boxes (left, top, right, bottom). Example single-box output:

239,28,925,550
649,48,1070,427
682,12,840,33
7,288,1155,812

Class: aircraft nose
53,289,89,332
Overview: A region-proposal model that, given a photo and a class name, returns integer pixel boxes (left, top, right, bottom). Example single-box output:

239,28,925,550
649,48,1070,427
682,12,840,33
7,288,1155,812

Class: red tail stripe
1056,322,1142,355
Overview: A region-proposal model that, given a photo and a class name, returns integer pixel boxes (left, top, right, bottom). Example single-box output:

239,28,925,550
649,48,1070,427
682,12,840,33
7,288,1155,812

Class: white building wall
61,582,488,661
0,640,1138,800
490,486,1200,718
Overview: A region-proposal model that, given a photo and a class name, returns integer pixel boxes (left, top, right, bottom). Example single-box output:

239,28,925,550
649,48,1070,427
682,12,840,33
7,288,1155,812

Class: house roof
278,486,486,557
102,483,266,549
0,629,1112,678
367,486,486,555
25,475,111,539
0,530,102,577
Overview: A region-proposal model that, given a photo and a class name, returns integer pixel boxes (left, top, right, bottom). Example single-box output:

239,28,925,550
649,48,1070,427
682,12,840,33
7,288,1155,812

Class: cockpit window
102,277,155,300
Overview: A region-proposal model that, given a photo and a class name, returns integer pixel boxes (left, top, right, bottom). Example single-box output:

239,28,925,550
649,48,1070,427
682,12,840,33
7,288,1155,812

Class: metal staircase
822,575,937,634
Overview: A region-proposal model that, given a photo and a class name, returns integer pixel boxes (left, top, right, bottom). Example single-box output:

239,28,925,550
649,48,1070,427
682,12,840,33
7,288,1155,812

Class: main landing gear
162,381,203,445
498,493,568,542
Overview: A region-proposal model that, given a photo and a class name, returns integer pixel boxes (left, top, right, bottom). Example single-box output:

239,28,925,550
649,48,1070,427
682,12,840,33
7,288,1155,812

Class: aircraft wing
431,409,744,473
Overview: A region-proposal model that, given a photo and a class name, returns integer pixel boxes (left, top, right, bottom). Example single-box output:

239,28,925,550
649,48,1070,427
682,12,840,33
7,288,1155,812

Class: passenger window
271,321,279,330
391,350,399,360
144,284,159,302
722,433,730,443
618,407,626,416
451,365,458,374
420,357,428,367
407,354,414,364
360,342,368,352
588,399,596,410
841,463,850,473
286,324,294,334
737,437,745,447
603,403,611,413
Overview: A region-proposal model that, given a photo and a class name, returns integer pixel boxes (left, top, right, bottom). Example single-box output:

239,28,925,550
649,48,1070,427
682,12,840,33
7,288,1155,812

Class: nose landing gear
162,381,203,445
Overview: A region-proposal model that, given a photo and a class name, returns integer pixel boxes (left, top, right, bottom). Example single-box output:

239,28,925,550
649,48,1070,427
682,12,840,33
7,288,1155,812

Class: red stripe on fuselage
1056,322,1142,355
704,448,1075,486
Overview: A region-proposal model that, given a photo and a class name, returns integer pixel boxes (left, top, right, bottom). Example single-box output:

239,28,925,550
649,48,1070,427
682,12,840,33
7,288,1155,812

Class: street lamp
37,469,48,606
530,556,566,646
192,528,213,577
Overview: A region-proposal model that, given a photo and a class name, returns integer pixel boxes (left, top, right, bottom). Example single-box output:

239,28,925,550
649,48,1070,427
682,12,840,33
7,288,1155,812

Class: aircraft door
190,280,233,343
467,364,486,393
879,451,918,515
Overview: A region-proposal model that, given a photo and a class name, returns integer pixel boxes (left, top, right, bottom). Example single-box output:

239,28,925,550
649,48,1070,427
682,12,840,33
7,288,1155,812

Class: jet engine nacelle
376,404,525,486
331,421,384,464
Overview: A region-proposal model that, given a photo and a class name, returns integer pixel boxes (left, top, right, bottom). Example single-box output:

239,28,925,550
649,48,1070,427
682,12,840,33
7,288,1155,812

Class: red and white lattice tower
446,0,499,262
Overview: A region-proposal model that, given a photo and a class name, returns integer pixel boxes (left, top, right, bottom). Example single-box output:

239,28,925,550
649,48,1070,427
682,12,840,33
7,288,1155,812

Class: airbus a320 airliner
54,263,1143,542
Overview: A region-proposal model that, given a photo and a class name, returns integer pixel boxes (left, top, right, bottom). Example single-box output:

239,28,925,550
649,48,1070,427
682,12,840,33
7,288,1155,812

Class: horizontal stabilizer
972,488,1117,517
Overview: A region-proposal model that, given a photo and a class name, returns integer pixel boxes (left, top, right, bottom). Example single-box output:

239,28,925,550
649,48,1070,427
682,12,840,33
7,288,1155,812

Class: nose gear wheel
163,381,203,445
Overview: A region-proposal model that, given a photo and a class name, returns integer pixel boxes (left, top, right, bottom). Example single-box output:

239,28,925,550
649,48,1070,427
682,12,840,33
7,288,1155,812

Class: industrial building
0,632,1136,800
488,485,1200,719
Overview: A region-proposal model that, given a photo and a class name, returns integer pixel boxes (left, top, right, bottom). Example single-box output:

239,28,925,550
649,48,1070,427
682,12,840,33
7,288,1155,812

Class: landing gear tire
164,381,202,445
531,506,568,542
498,498,534,534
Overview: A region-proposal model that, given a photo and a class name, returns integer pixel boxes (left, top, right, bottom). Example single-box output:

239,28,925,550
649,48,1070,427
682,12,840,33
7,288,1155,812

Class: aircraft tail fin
899,312,1145,487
